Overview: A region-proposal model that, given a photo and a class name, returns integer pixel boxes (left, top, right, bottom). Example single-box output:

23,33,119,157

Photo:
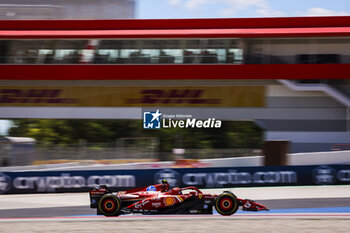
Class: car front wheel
215,192,239,216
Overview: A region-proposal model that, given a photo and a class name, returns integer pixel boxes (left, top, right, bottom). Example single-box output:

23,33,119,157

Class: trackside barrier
0,165,350,194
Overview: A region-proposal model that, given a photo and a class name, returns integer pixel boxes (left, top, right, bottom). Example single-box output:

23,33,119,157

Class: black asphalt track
1,198,349,218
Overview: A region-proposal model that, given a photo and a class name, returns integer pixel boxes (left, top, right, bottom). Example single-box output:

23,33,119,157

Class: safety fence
0,164,349,194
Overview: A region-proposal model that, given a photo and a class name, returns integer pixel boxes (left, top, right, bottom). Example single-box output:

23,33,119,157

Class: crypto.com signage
1,165,350,194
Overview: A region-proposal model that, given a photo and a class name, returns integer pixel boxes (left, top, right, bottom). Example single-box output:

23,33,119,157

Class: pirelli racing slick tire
98,194,122,216
215,192,239,216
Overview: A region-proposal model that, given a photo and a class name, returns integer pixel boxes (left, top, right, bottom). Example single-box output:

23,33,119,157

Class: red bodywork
121,186,213,211
89,183,269,216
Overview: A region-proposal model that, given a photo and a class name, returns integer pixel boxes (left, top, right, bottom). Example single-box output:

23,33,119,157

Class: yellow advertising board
0,86,265,107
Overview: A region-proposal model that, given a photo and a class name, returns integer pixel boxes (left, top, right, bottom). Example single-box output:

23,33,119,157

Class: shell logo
164,196,175,206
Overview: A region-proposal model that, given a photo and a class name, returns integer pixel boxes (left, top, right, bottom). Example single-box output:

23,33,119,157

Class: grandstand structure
0,16,350,152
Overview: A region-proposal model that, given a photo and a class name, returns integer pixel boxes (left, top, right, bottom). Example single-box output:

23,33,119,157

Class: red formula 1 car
89,180,269,216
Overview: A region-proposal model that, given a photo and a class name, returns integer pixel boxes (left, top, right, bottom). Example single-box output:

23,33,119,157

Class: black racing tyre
98,194,122,216
215,192,239,216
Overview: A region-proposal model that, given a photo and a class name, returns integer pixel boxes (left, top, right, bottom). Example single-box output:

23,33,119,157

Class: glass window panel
54,40,87,49
55,49,78,63
185,40,201,49
141,49,160,63
94,49,115,64
162,49,182,63
120,49,152,64
199,49,218,63
183,49,200,63
120,49,140,58
207,39,229,49
162,40,182,49
142,40,162,49
99,40,138,49
216,49,226,63
0,40,11,63
38,49,54,64
228,48,243,64
203,48,225,63
141,40,182,49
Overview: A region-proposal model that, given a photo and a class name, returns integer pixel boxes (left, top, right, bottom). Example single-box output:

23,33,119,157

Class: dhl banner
0,86,265,107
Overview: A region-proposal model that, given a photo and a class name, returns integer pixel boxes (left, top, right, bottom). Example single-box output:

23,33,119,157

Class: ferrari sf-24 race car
89,180,269,216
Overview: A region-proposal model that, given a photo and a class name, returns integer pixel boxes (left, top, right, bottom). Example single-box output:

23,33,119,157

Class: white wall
288,150,350,165
200,150,350,167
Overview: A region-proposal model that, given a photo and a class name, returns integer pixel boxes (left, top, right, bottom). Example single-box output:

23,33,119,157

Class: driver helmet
161,179,169,192
146,185,157,192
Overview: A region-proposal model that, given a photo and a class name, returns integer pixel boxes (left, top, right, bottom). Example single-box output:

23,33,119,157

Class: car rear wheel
98,194,122,216
215,192,238,216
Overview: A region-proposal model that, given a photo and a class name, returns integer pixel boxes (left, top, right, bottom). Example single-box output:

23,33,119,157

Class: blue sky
137,0,350,19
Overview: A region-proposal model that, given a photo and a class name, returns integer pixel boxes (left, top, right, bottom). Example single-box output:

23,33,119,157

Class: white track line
1,213,350,222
